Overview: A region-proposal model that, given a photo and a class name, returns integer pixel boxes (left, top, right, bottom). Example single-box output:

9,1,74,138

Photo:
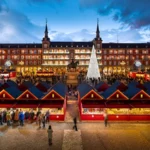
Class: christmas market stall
124,86,150,121
102,84,130,121
15,86,44,110
41,82,67,121
78,83,104,121
0,86,22,110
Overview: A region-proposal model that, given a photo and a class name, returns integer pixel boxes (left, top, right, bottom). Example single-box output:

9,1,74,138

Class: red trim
13,104,39,108
38,104,63,108
106,104,130,108
0,104,13,108
82,104,105,108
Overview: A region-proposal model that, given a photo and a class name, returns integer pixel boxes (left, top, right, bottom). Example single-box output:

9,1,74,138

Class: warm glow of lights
3,93,5,98
116,94,119,98
140,94,143,98
91,94,94,98
52,94,55,98
26,94,29,98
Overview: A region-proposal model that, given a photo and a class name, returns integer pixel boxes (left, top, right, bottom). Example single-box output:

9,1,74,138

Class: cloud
80,0,150,29
50,27,146,43
101,28,144,43
50,29,95,41
0,0,44,43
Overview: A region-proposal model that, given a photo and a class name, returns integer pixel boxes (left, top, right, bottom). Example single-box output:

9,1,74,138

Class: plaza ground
1,122,150,150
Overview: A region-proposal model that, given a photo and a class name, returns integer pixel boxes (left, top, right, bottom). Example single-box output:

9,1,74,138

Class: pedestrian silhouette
73,117,78,131
47,125,53,146
103,111,108,127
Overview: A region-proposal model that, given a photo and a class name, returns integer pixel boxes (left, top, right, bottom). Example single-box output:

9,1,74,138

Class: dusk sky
0,0,150,43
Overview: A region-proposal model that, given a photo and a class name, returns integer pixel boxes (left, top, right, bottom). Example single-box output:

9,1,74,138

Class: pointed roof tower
86,45,101,79
93,18,102,49
96,18,100,39
42,19,50,48
42,19,50,42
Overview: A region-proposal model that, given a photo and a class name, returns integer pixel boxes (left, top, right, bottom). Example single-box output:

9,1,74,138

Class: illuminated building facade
0,21,150,74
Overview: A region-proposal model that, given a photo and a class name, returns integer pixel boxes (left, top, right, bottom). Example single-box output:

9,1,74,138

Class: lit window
140,94,143,98
3,93,5,98
91,94,94,98
116,94,119,98
26,94,29,98
52,94,55,98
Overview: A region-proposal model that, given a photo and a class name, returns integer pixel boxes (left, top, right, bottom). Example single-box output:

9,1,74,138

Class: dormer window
26,94,29,98
3,93,5,98
91,94,94,98
116,94,119,98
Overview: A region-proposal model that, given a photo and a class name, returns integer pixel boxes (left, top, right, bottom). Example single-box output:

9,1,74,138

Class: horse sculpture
67,60,79,71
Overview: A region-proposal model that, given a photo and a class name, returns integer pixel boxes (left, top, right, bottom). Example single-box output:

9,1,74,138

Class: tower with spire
42,19,50,49
93,18,102,49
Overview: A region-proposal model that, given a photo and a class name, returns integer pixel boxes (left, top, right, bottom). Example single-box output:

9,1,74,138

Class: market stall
41,82,67,121
78,83,105,121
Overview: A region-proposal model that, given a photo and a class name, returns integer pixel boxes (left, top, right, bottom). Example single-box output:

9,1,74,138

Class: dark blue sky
0,0,150,43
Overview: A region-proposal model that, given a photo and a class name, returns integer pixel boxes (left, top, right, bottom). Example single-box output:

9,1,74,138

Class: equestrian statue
67,59,79,71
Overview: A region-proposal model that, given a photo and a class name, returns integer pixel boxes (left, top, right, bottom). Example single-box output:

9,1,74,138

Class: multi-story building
0,21,150,75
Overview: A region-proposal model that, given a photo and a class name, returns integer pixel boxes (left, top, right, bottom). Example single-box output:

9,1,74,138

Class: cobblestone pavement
1,122,150,150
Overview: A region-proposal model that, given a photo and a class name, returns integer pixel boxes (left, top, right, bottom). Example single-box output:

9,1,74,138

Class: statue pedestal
66,72,78,85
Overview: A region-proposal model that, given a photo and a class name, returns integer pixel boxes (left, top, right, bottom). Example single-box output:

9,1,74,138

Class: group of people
0,109,24,126
0,109,50,128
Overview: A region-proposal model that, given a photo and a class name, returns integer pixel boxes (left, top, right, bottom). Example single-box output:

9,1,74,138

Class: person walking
42,114,46,128
103,111,108,127
73,117,78,131
14,109,19,125
45,110,50,124
38,113,42,128
47,125,53,146
6,111,11,126
19,111,24,126
0,111,3,125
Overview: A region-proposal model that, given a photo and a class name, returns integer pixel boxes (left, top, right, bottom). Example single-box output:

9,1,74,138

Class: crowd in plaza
85,73,149,87
0,109,50,128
